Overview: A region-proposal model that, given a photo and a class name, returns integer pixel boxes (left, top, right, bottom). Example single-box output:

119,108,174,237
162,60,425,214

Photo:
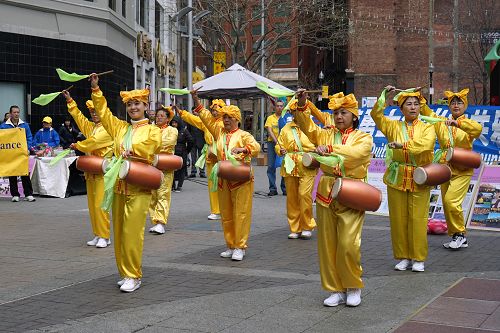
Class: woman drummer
62,91,114,248
148,106,177,235
291,90,372,307
89,73,162,292
178,100,224,220
371,86,436,272
420,89,482,249
191,91,261,261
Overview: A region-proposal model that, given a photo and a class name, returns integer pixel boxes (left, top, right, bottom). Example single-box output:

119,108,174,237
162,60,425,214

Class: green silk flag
160,88,190,95
419,115,446,124
56,68,89,82
256,81,294,98
32,92,62,106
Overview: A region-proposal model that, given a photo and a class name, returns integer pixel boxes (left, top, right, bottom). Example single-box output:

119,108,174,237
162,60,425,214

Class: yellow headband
444,88,469,109
86,100,94,110
328,93,359,117
159,105,175,120
120,89,150,104
396,92,423,107
210,99,226,111
219,105,241,122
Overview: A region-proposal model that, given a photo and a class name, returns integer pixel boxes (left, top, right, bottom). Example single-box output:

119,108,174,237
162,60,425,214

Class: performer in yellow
371,86,436,273
420,88,482,249
62,90,114,248
89,74,161,292
265,101,286,196
191,91,261,261
291,90,372,307
148,106,177,235
178,99,225,220
275,118,317,239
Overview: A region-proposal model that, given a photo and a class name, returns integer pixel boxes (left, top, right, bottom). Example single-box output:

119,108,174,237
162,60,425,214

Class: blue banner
311,105,500,164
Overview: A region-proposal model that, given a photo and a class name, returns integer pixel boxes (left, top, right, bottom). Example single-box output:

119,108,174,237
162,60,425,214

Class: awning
484,40,500,72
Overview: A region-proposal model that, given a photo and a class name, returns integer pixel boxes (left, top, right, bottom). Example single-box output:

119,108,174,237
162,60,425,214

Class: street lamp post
429,62,434,105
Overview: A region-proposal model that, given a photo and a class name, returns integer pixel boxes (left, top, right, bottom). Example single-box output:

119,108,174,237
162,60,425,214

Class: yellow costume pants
316,201,365,292
218,180,253,249
149,171,174,225
112,192,152,279
207,162,220,215
85,174,110,239
284,175,316,233
387,187,430,262
441,174,471,236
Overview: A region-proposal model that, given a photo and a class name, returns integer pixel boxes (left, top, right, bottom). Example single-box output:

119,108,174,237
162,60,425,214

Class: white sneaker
231,248,245,261
107,238,111,245
117,278,126,287
412,261,425,272
207,214,221,220
448,233,468,250
394,259,411,271
149,223,165,234
323,292,346,307
120,278,141,292
288,233,300,239
346,288,362,307
11,196,19,202
300,231,312,239
86,236,99,246
25,195,36,202
220,249,233,258
95,238,108,248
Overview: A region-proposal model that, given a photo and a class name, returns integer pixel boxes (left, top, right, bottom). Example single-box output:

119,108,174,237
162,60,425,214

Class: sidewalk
0,166,499,332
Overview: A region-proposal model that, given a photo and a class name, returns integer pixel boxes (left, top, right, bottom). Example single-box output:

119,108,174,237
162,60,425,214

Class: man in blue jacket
0,106,36,202
34,116,60,148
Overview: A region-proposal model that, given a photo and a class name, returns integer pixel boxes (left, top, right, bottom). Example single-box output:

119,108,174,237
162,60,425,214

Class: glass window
277,39,291,49
275,53,291,65
275,4,290,17
137,0,148,28
122,0,126,17
109,0,116,11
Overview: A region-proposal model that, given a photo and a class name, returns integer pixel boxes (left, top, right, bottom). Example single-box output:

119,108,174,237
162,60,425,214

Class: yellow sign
322,85,329,98
0,128,29,177
213,52,226,75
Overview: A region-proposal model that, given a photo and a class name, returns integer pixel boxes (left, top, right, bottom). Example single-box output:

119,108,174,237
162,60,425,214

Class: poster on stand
467,165,500,231
366,158,389,216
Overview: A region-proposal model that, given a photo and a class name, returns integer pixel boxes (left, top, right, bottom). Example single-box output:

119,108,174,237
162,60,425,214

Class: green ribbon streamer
433,148,445,163
159,88,190,95
283,154,296,174
56,68,89,82
281,96,297,117
195,144,208,169
309,152,345,176
402,122,417,166
256,81,295,98
209,162,220,192
419,115,446,124
223,135,239,166
32,92,61,106
49,149,71,166
101,126,132,212
376,89,387,110
386,160,400,185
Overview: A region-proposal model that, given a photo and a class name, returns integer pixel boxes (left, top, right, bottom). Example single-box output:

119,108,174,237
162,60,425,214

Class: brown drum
414,163,452,186
119,160,163,189
446,147,482,169
76,155,107,174
332,178,382,212
302,153,320,168
153,154,183,171
217,160,251,182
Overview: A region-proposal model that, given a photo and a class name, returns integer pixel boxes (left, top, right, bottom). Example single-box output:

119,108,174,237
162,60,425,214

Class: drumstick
304,90,323,94
62,85,74,92
96,70,114,76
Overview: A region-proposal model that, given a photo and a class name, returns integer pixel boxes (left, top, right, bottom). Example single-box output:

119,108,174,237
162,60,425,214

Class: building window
275,53,291,65
275,4,290,17
277,39,291,49
252,25,265,36
155,1,164,39
136,0,149,28
109,0,116,11
122,0,126,17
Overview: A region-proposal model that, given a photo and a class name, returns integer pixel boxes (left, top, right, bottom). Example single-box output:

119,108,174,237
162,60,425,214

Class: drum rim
332,178,342,198
446,147,454,162
302,153,313,167
119,160,130,179
413,167,427,185
152,154,159,167
101,158,110,173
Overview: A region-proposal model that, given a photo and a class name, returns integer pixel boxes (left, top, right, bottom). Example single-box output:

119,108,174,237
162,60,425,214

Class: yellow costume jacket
179,110,219,163
293,101,373,207
158,124,178,154
371,102,436,192
421,105,482,176
275,121,317,178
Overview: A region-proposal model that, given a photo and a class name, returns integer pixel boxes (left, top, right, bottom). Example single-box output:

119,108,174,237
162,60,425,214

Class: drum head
302,153,312,167
119,160,130,179
413,167,427,185
102,159,110,173
332,178,342,199
446,147,453,162
152,154,159,167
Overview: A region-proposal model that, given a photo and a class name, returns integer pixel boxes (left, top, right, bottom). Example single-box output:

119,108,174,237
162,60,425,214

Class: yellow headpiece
160,105,175,120
210,99,226,111
444,88,469,109
328,93,359,117
219,105,241,122
86,100,94,110
396,91,423,107
120,89,150,104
